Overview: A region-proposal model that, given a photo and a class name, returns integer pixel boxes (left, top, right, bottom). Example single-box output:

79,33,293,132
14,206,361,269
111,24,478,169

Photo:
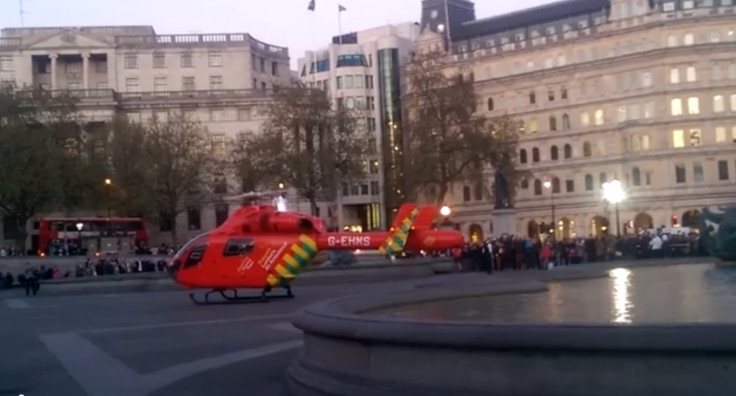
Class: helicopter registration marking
327,235,371,248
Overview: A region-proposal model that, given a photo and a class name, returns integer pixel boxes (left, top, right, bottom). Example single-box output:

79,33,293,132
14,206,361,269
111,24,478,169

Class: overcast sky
1,0,554,68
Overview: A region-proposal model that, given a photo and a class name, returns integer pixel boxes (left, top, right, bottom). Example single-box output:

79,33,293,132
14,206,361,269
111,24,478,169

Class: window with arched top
594,109,604,125
632,167,641,186
474,182,483,201
520,178,529,189
534,179,543,196
599,172,607,186
683,33,695,46
562,114,570,130
585,174,594,191
487,97,495,111
564,144,572,159
583,141,592,157
552,177,561,194
549,116,557,131
463,186,471,202
532,147,540,162
551,145,559,160
519,149,527,164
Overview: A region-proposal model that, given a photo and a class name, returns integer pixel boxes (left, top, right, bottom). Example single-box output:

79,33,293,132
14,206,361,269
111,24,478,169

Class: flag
339,4,346,12
307,0,315,11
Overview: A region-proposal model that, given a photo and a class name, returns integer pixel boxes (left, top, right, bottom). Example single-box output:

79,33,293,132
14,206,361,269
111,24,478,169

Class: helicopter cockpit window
175,232,210,258
184,243,208,268
223,238,255,257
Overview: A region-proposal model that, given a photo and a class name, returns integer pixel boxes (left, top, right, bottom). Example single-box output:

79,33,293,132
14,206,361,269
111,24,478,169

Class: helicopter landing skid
188,286,295,305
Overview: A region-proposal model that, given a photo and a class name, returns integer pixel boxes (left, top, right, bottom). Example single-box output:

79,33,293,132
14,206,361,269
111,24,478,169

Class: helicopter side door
221,237,258,279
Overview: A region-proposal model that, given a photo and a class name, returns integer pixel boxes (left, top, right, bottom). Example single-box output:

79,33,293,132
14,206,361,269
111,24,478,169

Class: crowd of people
452,228,704,273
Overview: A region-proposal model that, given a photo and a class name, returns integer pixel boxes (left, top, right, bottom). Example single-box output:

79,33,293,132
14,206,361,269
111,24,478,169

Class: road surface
0,279,419,396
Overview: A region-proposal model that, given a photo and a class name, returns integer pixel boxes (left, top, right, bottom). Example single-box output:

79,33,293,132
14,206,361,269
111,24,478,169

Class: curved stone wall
288,280,736,396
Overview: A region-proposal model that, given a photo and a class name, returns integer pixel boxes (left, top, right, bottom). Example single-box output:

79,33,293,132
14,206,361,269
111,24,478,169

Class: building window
534,179,542,196
487,98,494,111
215,204,229,227
561,114,570,130
529,91,536,104
672,129,685,148
463,186,471,202
731,94,736,111
580,112,590,127
565,179,574,193
365,75,374,89
693,163,704,183
683,0,694,9
671,98,683,116
552,177,561,194
188,207,202,230
585,174,594,191
182,76,195,91
549,116,557,131
564,144,572,159
675,164,686,183
594,109,604,125
272,61,279,76
259,58,265,73
718,160,729,181
153,53,165,68
561,87,568,99
154,77,167,92
667,34,678,47
548,90,555,102
370,181,380,195
528,118,539,133
686,66,697,82
551,145,559,160
209,75,223,90
519,149,527,164
208,52,223,67
181,53,193,68
714,95,725,112
688,97,700,114
641,72,652,87
211,134,226,156
532,147,540,162
632,167,641,186
683,33,695,45
583,141,592,157
0,56,12,71
713,64,723,81
670,68,680,84
125,78,139,92
124,54,138,69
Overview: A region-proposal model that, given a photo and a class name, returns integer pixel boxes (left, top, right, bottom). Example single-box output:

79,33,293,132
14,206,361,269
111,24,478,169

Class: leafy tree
0,90,83,248
404,50,523,207
239,84,371,216
109,114,217,245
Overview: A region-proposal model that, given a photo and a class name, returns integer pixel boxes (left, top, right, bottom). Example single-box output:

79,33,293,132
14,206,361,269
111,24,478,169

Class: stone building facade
416,0,736,242
0,25,291,249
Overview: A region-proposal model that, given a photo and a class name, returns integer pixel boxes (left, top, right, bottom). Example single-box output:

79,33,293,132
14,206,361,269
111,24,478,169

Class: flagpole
338,6,343,45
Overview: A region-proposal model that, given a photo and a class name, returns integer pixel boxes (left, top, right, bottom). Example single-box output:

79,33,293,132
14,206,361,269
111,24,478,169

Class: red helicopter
169,192,464,305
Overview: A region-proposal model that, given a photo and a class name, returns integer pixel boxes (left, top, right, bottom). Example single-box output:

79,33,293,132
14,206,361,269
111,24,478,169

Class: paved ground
0,279,424,396
0,257,714,396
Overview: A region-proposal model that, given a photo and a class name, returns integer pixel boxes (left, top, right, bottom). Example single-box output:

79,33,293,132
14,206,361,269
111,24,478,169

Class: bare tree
110,114,217,245
240,84,371,216
404,50,523,207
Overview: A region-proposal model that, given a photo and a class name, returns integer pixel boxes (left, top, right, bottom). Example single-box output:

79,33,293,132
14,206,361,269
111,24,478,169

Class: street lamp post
602,179,626,238
104,178,112,218
543,180,555,237
76,222,84,255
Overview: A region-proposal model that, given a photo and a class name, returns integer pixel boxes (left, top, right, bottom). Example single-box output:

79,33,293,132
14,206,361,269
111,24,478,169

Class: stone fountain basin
287,279,736,396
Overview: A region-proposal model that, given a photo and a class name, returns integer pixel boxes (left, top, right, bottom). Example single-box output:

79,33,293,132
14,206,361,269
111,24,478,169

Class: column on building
49,54,58,90
82,53,90,90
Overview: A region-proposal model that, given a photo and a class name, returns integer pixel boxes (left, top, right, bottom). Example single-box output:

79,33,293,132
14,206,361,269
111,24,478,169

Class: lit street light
76,222,84,255
602,179,626,237
440,205,451,217
543,180,555,237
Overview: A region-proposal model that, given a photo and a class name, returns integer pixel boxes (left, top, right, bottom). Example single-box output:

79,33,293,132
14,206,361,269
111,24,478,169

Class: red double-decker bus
34,217,149,256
